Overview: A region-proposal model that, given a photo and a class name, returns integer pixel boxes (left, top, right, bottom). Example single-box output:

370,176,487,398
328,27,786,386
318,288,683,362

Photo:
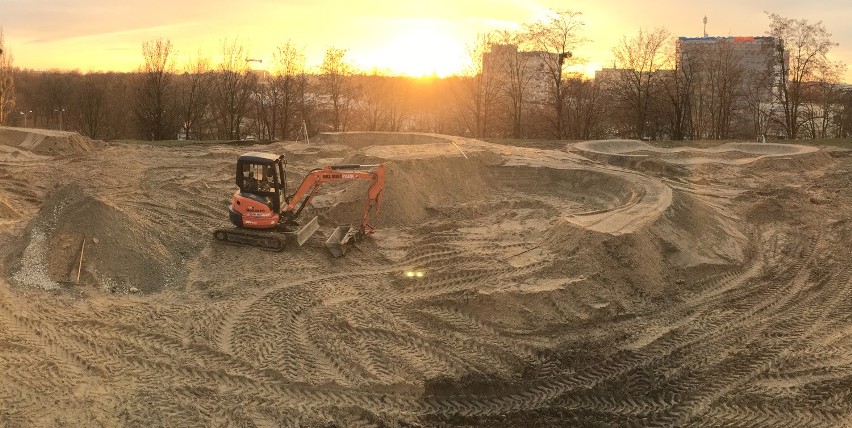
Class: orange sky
2,0,851,81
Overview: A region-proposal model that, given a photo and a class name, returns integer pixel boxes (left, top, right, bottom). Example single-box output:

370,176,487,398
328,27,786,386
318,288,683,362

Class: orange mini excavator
213,151,385,256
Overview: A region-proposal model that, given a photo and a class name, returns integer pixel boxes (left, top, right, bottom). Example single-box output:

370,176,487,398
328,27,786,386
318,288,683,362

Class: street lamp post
20,110,32,127
54,108,65,130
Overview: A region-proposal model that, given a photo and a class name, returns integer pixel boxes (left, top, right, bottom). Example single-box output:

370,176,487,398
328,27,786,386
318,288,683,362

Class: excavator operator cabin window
260,165,274,191
242,164,260,192
242,163,277,193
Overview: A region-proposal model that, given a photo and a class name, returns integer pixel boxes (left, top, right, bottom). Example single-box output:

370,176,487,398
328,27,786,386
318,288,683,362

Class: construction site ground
0,127,850,427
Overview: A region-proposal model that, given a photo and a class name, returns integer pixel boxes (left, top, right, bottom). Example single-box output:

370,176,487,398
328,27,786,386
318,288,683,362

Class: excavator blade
287,215,319,246
325,226,358,258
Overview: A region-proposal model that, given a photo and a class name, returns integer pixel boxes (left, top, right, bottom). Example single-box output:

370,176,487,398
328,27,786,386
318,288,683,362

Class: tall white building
482,44,556,104
676,36,784,101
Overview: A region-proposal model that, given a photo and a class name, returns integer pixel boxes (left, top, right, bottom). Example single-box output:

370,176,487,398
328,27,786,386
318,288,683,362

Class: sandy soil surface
575,139,821,165
1,128,850,426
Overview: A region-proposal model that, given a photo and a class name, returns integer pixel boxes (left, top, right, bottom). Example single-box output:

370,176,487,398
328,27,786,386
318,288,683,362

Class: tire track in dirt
664,242,816,423
690,403,847,428
216,267,398,356
0,290,95,381
412,305,540,360
391,308,516,374
400,230,823,421
212,235,527,388
385,259,552,303
745,255,852,397
620,233,836,425
65,319,289,385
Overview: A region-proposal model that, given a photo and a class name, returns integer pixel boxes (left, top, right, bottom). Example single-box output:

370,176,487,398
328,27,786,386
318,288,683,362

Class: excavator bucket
325,226,358,258
287,216,319,246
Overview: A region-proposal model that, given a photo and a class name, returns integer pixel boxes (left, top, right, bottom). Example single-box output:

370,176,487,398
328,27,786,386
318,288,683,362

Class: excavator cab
229,152,289,228
235,152,286,212
219,151,319,251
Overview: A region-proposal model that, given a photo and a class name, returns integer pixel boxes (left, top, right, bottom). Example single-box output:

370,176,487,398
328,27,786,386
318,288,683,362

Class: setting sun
355,21,468,77
565,61,602,80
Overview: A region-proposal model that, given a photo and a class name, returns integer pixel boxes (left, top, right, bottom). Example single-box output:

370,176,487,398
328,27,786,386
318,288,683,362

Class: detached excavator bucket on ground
325,226,361,258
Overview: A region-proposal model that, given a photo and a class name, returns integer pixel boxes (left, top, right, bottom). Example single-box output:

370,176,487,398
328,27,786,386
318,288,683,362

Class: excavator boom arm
283,164,385,231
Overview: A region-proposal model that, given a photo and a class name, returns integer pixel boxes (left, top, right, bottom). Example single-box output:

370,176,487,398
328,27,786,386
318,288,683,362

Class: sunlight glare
565,61,602,80
368,24,467,77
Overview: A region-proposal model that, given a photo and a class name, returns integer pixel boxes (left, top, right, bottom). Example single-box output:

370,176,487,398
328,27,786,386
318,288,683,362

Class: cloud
26,22,201,45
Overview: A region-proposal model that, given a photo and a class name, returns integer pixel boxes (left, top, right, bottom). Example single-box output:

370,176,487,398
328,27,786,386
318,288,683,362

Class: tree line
0,12,849,142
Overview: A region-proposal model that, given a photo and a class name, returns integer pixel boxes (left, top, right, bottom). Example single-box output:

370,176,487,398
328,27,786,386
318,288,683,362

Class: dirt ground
0,127,850,427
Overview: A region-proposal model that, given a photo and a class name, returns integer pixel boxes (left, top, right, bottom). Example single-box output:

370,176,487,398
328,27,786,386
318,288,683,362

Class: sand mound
315,149,668,232
736,183,824,225
314,132,450,149
5,184,178,292
315,152,499,227
0,126,104,156
574,139,657,156
748,149,835,172
541,189,747,297
573,139,820,165
0,144,52,162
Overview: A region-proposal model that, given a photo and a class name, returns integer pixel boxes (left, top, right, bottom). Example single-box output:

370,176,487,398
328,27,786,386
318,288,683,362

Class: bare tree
319,47,354,132
660,41,694,140
683,39,745,139
135,38,177,140
739,42,778,139
800,61,846,138
839,89,852,137
526,9,585,138
609,27,671,139
563,75,605,139
176,53,212,140
454,33,500,137
0,28,15,126
70,73,108,139
357,73,390,131
214,39,255,140
385,76,410,131
767,13,839,139
272,41,306,140
35,71,74,130
296,73,318,138
418,77,455,134
486,31,540,138
250,73,274,140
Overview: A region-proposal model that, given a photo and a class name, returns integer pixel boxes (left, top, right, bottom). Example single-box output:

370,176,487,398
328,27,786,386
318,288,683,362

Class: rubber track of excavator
213,228,287,251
